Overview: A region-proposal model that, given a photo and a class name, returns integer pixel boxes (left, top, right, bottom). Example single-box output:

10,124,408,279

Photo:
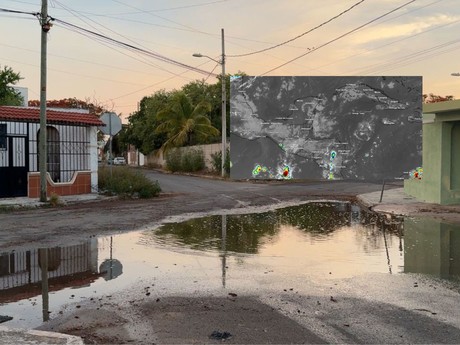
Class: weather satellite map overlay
230,76,422,180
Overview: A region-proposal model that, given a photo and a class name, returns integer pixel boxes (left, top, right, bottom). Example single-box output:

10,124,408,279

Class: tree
28,97,111,116
124,90,172,155
155,91,220,151
0,65,23,106
423,93,455,103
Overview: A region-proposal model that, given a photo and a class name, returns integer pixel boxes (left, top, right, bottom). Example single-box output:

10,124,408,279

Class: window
0,124,6,151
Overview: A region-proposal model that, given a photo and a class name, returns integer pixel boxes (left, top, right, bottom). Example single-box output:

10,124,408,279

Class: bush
165,148,205,172
165,148,182,172
98,166,161,198
210,148,230,175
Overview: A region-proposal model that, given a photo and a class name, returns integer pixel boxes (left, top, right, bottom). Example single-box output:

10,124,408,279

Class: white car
113,157,126,165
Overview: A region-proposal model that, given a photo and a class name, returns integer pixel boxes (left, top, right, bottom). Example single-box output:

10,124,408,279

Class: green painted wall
405,118,460,205
451,123,460,190
404,217,460,279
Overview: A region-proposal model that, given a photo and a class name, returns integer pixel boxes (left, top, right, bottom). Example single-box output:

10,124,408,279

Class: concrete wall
404,100,460,205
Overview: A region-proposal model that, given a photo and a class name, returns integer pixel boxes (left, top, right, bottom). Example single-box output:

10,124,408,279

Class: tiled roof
0,106,105,126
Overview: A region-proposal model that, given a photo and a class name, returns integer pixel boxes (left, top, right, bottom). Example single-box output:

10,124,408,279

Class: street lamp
193,28,226,178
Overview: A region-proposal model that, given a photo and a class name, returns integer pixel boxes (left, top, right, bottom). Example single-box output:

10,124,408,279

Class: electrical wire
203,63,220,83
227,0,366,58
0,7,38,16
108,0,228,14
51,0,191,80
52,17,218,77
351,38,460,75
306,14,460,74
259,0,417,76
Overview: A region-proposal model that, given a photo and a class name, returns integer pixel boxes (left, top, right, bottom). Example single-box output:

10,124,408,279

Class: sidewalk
0,326,83,345
0,193,107,208
356,186,460,223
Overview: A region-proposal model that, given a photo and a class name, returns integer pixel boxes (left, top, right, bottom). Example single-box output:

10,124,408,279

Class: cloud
352,14,460,45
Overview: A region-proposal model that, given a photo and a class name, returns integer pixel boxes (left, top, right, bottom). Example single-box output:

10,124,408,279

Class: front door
0,136,28,198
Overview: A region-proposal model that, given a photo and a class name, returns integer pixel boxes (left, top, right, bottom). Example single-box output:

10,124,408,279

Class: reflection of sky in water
2,203,459,330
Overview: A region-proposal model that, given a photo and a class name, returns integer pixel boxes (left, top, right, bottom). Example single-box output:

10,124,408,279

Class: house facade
0,106,104,198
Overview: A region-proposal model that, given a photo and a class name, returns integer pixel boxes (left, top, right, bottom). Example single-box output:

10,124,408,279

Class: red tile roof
0,106,105,126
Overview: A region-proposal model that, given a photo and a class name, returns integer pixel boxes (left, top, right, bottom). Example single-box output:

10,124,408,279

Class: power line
0,7,38,16
259,0,417,76
305,14,460,74
227,0,366,58
110,0,209,36
108,0,228,14
351,38,460,75
52,17,218,77
51,0,192,80
1,5,218,78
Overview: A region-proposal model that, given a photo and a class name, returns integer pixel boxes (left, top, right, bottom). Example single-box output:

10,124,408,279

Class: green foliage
125,90,172,155
210,148,230,175
165,148,205,172
125,72,246,154
98,166,161,198
164,148,182,172
155,92,219,151
0,65,23,106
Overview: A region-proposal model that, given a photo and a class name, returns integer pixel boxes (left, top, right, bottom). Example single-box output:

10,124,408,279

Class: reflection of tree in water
275,202,350,236
153,202,356,254
347,210,403,254
154,212,279,254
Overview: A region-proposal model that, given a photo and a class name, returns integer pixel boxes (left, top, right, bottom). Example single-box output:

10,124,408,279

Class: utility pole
221,28,226,178
192,28,226,177
39,0,49,202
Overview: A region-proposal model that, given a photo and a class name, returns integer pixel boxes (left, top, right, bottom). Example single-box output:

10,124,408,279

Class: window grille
33,124,90,182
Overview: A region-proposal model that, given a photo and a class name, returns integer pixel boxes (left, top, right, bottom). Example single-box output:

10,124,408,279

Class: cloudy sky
1,0,459,120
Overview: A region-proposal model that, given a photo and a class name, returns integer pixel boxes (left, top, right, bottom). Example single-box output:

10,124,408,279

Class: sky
1,0,459,122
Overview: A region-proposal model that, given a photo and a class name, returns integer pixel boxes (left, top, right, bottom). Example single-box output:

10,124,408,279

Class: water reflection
404,217,460,280
0,238,121,322
145,202,406,280
2,202,459,330
150,202,402,255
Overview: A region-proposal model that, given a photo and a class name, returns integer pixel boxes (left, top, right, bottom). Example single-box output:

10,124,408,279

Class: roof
0,106,105,126
423,99,460,114
423,99,460,123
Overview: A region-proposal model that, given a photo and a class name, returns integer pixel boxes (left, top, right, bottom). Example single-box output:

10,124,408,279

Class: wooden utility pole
39,0,48,202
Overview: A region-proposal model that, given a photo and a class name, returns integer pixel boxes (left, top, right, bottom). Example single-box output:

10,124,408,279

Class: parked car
113,157,126,165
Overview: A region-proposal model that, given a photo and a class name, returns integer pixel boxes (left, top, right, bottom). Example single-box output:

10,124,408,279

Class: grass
98,166,161,198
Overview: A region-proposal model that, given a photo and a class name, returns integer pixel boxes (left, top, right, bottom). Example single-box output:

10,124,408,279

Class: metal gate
0,136,28,198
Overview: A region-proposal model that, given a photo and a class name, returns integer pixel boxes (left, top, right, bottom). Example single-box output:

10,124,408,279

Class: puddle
1,202,459,329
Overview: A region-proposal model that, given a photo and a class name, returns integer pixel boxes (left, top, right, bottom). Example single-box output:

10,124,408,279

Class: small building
404,99,460,205
0,106,104,198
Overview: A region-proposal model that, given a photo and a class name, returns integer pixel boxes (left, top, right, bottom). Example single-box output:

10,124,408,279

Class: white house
0,106,104,198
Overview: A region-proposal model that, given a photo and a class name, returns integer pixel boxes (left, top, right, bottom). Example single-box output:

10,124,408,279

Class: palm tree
155,92,220,152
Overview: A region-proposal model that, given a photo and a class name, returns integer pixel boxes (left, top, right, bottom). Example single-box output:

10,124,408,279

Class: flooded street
1,201,460,343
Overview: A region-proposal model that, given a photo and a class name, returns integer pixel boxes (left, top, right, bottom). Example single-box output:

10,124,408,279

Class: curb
0,326,83,344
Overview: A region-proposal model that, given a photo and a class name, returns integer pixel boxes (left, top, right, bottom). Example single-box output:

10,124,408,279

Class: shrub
165,148,182,172
165,148,205,172
210,148,230,175
98,166,161,198
183,149,205,172
48,192,61,207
